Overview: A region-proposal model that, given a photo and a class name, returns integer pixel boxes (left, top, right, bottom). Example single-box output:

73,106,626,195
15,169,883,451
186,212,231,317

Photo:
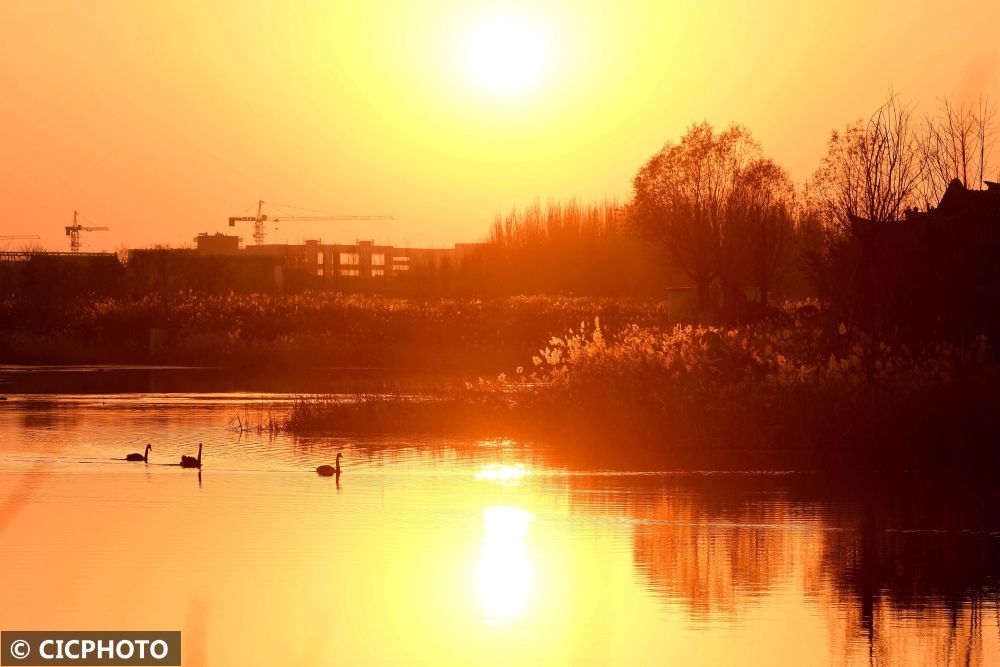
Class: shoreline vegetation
270,308,1000,472
0,293,667,371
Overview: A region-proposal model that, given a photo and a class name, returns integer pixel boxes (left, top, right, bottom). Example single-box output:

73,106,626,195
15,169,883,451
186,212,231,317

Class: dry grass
0,293,667,369
282,314,1000,470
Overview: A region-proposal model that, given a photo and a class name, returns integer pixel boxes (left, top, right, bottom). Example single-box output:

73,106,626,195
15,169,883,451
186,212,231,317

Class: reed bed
0,293,667,369
283,315,1000,470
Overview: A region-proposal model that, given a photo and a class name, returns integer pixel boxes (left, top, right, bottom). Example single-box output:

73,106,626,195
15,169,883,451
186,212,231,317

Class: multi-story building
197,234,484,285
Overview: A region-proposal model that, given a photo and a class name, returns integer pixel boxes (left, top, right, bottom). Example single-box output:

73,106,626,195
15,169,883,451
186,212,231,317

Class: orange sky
1,0,998,252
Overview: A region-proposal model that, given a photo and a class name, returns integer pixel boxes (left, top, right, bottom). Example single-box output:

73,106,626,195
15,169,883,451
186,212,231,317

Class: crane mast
65,211,109,253
228,200,393,246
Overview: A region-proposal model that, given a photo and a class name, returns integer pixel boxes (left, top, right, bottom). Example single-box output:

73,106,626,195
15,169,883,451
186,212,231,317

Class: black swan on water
317,452,343,477
126,444,151,462
180,443,203,469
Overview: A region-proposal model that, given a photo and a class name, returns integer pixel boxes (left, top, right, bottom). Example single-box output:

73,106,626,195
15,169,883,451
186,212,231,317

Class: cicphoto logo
1,632,180,666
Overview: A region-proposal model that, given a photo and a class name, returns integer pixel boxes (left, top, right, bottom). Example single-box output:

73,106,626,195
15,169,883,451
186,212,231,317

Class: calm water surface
1,371,998,665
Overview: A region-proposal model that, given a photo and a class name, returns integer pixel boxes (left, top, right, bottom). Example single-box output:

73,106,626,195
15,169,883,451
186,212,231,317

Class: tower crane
65,211,109,253
0,235,40,241
228,200,393,246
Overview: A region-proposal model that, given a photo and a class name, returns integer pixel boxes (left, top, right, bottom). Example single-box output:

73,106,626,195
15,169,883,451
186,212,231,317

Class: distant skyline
2,0,999,252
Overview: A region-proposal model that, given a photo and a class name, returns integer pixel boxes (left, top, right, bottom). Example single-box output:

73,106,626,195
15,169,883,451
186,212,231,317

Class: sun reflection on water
475,463,530,484
477,506,535,625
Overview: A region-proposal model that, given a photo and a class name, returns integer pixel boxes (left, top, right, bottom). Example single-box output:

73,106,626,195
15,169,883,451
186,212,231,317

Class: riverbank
278,320,1000,471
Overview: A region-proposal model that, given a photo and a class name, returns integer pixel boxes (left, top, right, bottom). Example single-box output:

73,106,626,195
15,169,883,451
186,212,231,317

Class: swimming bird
180,443,203,469
126,444,151,462
317,453,343,477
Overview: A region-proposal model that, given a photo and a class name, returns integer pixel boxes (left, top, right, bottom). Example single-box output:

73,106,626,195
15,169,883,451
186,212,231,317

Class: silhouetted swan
126,444,151,462
317,453,342,477
180,443,202,469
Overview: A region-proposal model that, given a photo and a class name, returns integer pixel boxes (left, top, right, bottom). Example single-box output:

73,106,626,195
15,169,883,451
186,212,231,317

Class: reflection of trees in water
819,480,1000,664
628,492,806,619
823,590,990,666
570,475,1000,663
568,477,817,618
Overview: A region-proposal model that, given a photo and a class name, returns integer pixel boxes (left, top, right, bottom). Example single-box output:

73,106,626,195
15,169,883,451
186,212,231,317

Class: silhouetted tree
918,96,997,206
632,123,801,311
484,199,666,295
115,245,132,268
732,159,797,306
794,194,835,303
631,123,764,309
812,94,923,232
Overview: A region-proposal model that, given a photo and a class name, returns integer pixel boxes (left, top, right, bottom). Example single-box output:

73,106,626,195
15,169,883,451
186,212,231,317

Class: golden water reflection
575,474,1000,665
0,396,998,665
475,463,530,484
477,506,534,624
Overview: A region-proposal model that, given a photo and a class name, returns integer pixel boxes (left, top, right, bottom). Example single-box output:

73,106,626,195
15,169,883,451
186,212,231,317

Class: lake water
1,369,998,665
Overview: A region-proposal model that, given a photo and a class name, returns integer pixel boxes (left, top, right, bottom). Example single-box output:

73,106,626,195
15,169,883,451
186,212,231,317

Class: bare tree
918,96,997,205
115,245,133,267
631,122,762,309
813,94,923,233
811,94,935,333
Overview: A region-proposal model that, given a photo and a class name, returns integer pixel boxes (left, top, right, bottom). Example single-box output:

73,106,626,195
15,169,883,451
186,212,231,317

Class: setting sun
461,10,550,96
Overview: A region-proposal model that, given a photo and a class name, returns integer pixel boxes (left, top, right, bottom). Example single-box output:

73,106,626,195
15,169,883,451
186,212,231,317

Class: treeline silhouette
433,92,999,338
1,91,997,343
403,195,817,302
481,200,672,295
388,200,679,297
629,94,999,339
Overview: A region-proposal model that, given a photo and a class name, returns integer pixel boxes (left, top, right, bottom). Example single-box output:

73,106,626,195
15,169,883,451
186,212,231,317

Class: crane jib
226,203,392,242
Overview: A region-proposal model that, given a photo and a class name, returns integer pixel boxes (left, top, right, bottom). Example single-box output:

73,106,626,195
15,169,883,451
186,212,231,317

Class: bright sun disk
462,13,549,96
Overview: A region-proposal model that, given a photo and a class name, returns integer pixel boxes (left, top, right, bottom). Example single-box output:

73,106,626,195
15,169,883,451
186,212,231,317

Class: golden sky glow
1,0,999,250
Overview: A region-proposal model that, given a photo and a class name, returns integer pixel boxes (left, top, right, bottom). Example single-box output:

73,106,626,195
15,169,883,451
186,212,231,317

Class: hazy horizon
2,0,999,252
